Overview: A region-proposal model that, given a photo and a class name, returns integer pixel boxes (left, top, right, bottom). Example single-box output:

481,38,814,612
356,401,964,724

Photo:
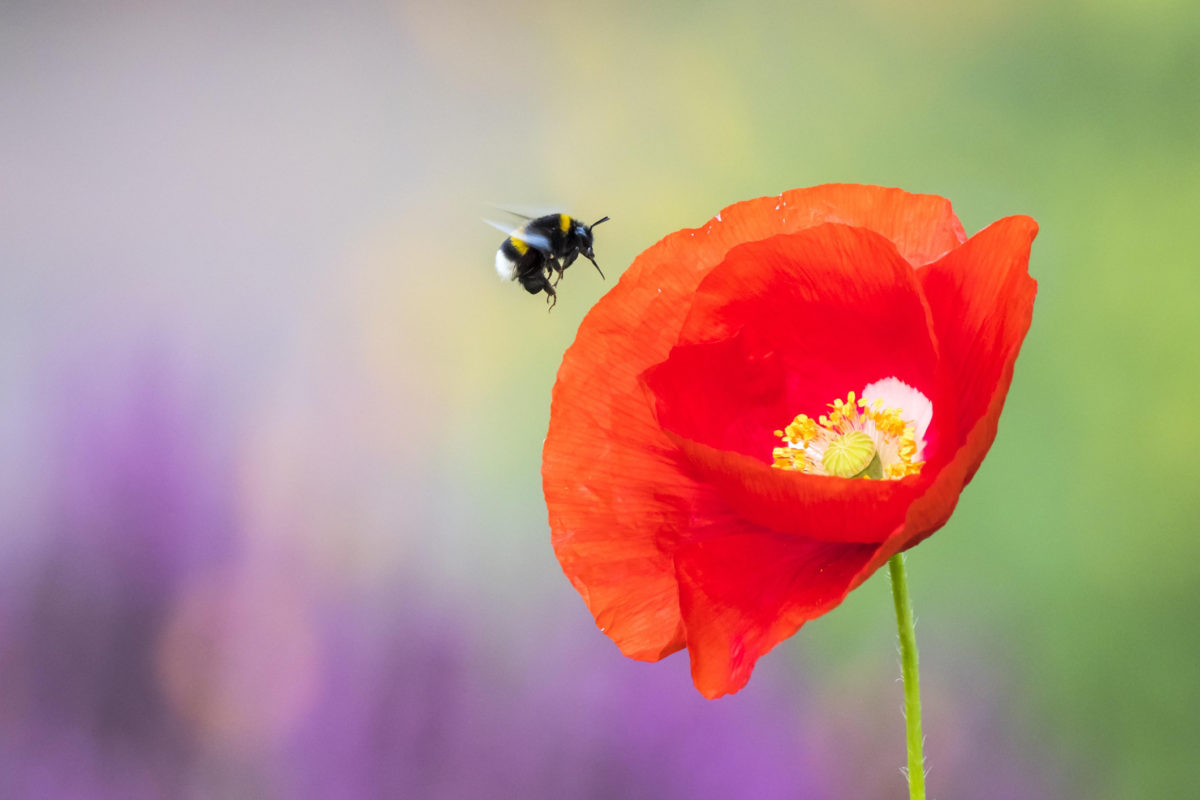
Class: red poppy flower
543,184,1037,699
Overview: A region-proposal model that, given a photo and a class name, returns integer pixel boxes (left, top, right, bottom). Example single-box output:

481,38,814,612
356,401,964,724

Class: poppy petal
544,358,693,660
674,529,878,698
772,184,966,267
543,234,719,660
886,215,1038,548
920,215,1039,455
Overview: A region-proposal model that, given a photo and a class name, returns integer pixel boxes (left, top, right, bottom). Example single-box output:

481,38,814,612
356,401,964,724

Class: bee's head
573,216,610,280
580,216,610,259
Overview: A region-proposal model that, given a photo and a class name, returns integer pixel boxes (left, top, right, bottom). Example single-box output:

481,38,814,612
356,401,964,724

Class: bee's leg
544,283,558,311
560,251,578,272
549,258,566,287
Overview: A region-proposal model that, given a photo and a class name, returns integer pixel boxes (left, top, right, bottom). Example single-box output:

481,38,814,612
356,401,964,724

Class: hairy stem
889,553,926,800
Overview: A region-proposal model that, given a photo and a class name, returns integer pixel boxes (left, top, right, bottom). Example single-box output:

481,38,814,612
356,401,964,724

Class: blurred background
2,0,1197,797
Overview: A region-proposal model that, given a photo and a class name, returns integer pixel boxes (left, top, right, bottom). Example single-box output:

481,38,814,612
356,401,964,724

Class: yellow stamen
771,390,925,480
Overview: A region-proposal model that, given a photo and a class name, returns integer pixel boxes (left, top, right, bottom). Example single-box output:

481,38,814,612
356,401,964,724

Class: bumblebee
491,213,610,309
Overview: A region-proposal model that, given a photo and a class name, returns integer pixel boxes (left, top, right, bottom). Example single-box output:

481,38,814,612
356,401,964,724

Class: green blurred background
2,0,1197,796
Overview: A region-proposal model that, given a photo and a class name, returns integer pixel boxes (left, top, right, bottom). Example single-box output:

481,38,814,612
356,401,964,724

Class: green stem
888,553,926,800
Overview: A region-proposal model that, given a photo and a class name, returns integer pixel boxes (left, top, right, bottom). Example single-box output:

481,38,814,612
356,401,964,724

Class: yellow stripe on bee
559,214,571,233
511,229,530,255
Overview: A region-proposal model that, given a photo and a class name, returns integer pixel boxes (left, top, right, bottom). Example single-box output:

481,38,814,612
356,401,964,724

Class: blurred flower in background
0,354,237,797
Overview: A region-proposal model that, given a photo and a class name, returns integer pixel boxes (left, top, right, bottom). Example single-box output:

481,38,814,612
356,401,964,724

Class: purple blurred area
0,352,835,799
0,351,1059,798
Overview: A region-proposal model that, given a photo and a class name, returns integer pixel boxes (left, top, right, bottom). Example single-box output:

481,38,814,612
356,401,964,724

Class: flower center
821,430,883,479
771,386,926,480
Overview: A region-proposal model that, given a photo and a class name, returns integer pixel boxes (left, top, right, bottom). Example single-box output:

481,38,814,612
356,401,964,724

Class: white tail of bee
495,248,517,281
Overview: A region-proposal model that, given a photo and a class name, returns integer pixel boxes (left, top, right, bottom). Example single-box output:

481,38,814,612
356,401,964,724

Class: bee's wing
485,202,562,222
483,218,553,253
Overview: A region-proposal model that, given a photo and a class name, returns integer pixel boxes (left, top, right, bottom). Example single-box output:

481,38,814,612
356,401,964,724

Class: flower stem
888,553,926,800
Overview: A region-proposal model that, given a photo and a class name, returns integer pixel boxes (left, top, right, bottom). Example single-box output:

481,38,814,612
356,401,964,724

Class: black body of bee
494,213,609,309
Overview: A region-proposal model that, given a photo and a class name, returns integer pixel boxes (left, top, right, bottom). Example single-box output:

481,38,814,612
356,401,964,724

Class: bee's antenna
588,216,610,231
585,255,606,280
